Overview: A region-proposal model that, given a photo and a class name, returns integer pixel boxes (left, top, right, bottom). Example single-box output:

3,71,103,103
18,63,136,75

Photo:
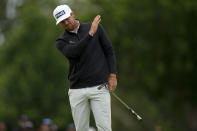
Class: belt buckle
97,83,107,90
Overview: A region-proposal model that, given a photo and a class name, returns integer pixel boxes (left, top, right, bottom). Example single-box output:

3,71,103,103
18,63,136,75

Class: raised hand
89,15,101,36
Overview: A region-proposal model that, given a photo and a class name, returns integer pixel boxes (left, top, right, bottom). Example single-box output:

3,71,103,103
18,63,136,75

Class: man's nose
64,20,69,25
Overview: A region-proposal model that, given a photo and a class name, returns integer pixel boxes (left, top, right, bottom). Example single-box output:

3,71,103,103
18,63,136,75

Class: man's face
60,12,76,31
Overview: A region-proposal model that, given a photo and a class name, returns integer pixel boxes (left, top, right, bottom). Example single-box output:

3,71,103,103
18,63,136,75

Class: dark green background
0,0,196,130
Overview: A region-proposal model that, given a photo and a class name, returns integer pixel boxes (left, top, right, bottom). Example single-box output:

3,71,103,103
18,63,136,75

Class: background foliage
0,0,197,130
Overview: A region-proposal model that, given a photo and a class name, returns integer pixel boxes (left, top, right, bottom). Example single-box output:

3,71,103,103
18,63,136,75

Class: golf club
98,83,142,121
111,92,142,121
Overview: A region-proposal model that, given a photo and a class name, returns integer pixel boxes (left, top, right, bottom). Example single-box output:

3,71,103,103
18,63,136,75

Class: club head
136,115,142,121
129,108,142,121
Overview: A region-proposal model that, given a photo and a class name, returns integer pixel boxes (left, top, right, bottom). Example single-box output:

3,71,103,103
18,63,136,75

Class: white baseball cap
53,5,72,25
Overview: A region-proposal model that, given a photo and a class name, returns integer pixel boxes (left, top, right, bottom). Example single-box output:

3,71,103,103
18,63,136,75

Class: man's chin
66,27,73,31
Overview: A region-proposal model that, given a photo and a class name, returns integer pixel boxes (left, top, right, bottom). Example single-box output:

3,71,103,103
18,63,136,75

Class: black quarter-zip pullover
56,22,116,89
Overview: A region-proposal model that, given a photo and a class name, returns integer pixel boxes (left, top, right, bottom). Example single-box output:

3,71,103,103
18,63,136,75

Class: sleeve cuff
89,33,94,37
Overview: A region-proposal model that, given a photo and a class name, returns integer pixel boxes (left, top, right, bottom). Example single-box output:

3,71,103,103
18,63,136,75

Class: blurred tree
0,0,73,130
0,0,7,29
0,0,7,44
88,0,197,130
0,0,197,130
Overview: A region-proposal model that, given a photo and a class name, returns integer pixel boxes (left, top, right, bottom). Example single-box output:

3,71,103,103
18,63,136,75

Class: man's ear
71,11,75,17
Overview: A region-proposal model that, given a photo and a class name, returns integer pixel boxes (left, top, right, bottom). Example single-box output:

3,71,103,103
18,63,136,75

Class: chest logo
69,40,75,44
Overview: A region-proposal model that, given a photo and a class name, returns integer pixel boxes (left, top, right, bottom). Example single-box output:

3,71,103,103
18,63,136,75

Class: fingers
108,84,116,93
108,78,117,93
92,15,101,26
94,15,101,23
108,74,117,93
108,85,115,93
89,15,101,35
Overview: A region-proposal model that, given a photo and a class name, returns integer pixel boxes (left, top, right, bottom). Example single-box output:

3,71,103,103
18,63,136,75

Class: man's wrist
89,30,94,36
89,32,94,36
109,73,116,78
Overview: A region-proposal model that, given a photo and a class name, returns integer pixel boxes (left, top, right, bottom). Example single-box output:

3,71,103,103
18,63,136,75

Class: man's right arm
56,34,92,58
56,15,101,58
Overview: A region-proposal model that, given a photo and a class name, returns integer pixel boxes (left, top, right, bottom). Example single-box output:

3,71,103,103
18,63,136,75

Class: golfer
53,4,117,131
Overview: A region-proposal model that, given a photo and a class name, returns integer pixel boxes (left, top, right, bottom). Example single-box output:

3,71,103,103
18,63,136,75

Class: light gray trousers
68,84,112,131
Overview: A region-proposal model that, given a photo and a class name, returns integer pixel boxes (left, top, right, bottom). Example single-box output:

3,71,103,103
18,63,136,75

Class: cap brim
56,14,70,25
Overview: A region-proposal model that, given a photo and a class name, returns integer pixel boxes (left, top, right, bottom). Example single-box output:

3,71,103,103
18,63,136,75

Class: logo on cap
55,10,65,19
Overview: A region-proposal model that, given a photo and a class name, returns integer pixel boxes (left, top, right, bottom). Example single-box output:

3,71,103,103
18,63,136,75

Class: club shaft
112,93,130,109
111,92,142,121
